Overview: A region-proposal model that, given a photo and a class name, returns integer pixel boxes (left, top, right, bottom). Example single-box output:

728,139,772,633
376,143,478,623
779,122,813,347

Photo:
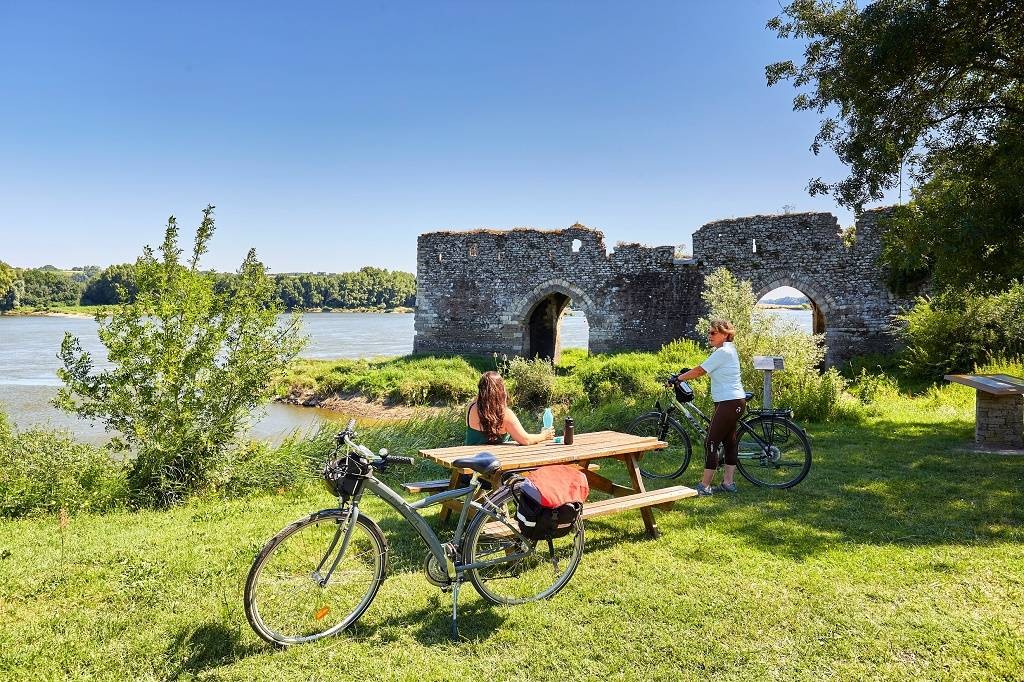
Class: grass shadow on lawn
669,416,1024,559
165,620,263,679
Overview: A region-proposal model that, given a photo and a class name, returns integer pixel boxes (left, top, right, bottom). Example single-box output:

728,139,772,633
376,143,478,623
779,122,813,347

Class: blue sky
0,1,895,274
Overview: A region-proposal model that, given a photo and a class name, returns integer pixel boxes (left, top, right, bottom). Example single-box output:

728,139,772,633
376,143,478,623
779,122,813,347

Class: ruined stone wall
414,225,704,357
691,208,913,364
414,207,912,365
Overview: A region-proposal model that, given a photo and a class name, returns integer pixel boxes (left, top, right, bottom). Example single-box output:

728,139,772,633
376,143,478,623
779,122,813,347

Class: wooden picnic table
945,373,1024,449
418,430,696,538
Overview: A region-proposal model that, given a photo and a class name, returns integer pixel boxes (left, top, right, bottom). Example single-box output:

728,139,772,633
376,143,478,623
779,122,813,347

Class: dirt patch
278,389,452,420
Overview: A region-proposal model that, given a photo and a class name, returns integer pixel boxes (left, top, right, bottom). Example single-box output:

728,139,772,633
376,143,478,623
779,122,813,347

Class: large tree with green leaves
55,206,305,504
767,0,1024,293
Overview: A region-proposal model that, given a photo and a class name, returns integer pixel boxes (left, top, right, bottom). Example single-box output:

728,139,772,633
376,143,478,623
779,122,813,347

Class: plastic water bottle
542,407,554,430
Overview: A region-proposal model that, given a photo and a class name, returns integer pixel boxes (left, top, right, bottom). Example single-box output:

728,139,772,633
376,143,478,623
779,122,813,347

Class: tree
55,206,305,504
81,263,138,305
19,268,80,307
767,0,1024,292
0,261,20,311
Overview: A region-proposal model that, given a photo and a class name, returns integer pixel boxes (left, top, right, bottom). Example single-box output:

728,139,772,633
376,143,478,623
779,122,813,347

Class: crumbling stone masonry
975,393,1024,449
413,208,914,366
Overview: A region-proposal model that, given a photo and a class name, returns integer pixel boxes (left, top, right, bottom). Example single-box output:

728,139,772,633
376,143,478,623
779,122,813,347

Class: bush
0,413,129,517
899,284,1024,378
504,357,555,410
697,268,846,421
54,207,305,506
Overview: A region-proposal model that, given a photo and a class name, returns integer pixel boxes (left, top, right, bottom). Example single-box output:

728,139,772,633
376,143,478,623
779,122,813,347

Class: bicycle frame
344,472,531,582
655,386,711,439
651,385,795,461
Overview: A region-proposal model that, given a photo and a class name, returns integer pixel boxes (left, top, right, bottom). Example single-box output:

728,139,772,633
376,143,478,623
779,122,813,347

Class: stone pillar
975,392,1024,448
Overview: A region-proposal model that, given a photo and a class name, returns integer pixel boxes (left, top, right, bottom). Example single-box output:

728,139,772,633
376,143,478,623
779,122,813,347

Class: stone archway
507,280,597,361
755,274,836,336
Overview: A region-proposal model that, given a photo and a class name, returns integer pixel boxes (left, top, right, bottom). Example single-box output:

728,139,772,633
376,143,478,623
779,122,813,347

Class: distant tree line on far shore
0,261,416,312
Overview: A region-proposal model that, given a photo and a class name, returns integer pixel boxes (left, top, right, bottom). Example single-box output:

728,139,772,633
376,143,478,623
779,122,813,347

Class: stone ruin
413,208,914,366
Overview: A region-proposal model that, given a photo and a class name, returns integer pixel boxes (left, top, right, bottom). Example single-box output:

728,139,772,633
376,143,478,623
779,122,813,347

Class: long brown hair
475,371,508,441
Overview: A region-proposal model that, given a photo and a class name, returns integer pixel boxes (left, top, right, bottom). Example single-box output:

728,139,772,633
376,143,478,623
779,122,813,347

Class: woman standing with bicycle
675,319,746,496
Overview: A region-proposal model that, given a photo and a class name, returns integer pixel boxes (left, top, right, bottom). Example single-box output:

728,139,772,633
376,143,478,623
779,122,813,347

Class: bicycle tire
736,415,812,489
625,412,693,479
244,509,387,646
464,485,583,605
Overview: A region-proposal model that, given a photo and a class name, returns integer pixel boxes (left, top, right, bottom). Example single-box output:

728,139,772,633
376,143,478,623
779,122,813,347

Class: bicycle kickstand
449,577,461,640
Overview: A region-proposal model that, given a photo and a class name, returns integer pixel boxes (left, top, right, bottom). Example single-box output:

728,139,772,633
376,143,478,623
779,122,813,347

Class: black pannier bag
511,465,589,541
323,454,372,500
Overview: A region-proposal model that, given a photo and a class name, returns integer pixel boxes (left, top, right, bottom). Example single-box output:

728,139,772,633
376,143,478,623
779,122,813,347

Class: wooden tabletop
944,374,1024,396
420,430,667,472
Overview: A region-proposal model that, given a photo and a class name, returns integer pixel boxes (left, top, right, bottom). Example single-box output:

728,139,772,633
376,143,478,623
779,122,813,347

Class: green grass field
2,386,1022,681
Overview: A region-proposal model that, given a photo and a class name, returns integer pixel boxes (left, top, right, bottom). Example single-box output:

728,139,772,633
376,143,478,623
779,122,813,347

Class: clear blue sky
0,1,894,274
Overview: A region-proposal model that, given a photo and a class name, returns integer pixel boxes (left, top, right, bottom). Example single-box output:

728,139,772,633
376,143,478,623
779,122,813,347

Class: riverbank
756,302,811,310
0,305,101,318
0,304,415,318
277,387,450,419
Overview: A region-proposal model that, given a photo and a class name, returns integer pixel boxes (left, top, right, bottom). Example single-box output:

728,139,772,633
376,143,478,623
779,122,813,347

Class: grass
2,383,1023,680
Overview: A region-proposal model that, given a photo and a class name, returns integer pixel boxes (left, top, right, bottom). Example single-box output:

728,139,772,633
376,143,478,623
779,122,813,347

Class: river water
0,309,807,443
0,313,588,443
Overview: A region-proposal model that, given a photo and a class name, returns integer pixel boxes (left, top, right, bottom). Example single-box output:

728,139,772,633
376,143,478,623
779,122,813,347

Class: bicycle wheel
625,412,693,479
244,509,387,646
464,485,584,605
736,415,812,489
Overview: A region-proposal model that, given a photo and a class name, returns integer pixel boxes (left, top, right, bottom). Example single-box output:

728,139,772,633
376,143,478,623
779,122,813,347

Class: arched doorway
755,277,833,336
511,282,596,362
526,292,571,361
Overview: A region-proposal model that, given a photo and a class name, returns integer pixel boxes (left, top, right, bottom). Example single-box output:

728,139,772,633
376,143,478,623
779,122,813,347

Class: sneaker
695,483,714,497
711,482,738,494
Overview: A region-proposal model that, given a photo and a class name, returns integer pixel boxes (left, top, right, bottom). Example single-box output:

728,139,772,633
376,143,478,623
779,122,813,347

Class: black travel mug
563,417,574,445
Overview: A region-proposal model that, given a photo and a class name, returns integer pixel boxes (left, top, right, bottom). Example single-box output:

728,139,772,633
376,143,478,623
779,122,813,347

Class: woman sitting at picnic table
674,319,746,496
466,371,555,446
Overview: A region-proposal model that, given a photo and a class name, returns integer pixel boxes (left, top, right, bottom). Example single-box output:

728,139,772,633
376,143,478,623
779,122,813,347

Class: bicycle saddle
452,451,501,476
744,391,754,401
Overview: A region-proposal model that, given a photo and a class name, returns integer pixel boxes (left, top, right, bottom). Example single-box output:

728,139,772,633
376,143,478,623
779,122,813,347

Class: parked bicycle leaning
674,319,745,496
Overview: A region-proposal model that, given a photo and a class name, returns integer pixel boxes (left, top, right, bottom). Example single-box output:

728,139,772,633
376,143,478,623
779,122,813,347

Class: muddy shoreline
276,388,451,420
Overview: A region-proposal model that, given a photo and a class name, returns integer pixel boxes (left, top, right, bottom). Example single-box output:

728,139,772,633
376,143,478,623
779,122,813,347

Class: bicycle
625,374,812,488
243,420,584,645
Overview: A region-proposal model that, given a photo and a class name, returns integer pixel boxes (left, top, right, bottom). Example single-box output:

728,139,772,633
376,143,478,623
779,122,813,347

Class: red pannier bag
523,465,590,507
513,465,589,541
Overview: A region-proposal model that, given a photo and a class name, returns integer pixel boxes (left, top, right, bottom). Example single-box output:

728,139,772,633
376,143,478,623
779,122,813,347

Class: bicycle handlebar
341,433,416,467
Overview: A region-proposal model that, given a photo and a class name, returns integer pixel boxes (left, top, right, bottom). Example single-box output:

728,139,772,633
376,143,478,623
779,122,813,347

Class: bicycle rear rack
747,407,794,418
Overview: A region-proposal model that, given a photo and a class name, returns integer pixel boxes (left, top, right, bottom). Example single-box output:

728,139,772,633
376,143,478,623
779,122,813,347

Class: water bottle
542,407,554,430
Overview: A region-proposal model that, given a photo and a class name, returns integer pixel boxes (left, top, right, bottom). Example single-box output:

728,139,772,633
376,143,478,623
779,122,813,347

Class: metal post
762,370,773,411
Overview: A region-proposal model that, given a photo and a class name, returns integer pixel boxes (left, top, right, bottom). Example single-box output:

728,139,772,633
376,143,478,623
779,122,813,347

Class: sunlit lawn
1,391,1022,681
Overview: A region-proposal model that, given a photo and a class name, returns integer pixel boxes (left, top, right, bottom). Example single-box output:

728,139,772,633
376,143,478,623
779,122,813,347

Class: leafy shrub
55,207,305,506
899,284,1024,378
505,357,556,409
697,268,846,421
0,414,129,517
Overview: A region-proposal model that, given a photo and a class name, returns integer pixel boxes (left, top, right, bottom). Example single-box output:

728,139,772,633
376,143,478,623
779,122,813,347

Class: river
0,312,588,443
0,308,807,442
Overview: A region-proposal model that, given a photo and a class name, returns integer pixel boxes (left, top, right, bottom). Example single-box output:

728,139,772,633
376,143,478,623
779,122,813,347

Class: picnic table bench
945,374,1024,449
418,430,696,538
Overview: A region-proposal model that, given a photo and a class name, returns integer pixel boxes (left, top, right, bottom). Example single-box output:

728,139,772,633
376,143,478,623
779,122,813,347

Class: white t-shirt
700,341,745,402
